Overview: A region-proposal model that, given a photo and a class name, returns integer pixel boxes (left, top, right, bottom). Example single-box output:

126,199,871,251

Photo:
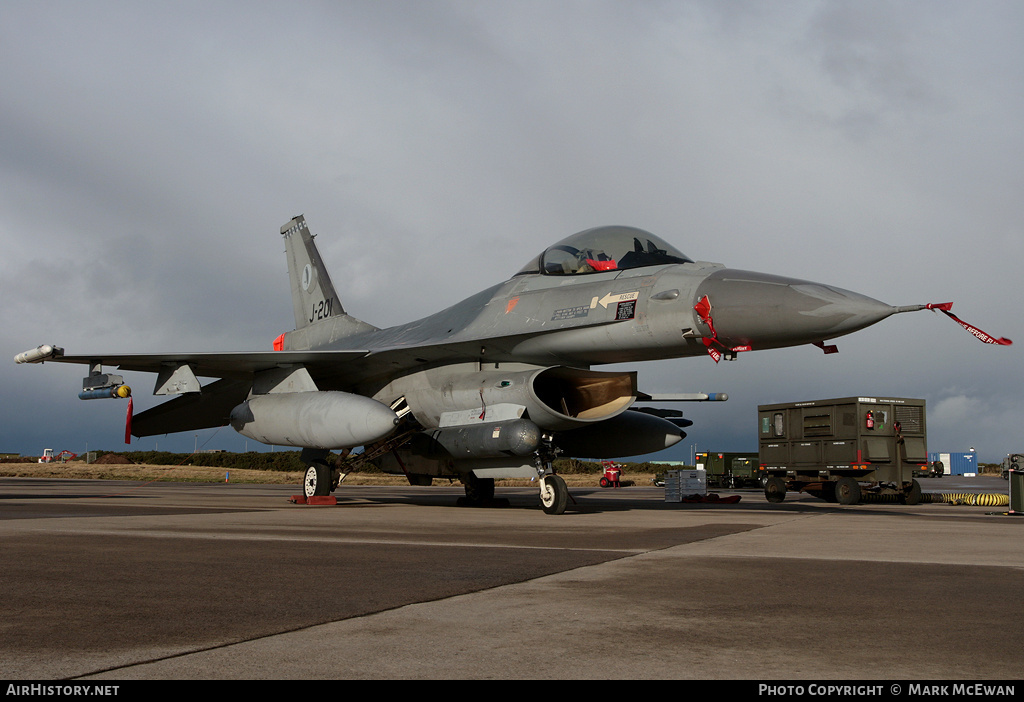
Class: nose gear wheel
540,474,568,515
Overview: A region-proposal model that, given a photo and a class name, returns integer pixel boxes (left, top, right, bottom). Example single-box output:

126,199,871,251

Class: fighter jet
16,216,1009,513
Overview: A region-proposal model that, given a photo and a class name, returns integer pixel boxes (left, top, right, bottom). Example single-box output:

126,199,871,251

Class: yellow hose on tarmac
841,492,1009,506
860,493,900,503
929,492,1010,506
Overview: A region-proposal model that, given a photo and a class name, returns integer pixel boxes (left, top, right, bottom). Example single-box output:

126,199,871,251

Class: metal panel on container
951,452,978,475
863,437,891,462
760,442,789,466
792,442,821,464
824,440,856,465
902,437,927,463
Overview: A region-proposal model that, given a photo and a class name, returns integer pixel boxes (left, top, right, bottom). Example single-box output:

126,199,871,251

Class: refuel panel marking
551,305,590,321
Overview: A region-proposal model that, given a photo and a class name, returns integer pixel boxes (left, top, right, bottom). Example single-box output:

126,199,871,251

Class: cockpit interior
516,226,693,277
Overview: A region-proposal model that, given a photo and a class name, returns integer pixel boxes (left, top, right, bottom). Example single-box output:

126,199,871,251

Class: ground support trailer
758,396,928,505
1001,454,1022,480
696,451,761,488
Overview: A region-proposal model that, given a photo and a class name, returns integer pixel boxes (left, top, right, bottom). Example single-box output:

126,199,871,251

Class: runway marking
24,527,650,554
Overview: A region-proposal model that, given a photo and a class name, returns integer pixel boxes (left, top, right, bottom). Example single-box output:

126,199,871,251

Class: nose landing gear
539,473,569,515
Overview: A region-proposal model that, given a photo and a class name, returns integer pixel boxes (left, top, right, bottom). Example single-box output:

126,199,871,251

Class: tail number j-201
309,298,333,323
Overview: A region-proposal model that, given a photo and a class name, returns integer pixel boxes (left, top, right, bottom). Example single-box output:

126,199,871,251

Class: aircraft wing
18,320,625,392
24,350,370,379
17,348,373,438
18,317,670,440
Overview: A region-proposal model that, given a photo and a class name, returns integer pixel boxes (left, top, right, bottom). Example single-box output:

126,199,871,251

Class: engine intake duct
409,366,637,432
531,367,636,425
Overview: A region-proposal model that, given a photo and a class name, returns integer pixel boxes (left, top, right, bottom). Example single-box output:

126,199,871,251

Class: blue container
929,451,979,475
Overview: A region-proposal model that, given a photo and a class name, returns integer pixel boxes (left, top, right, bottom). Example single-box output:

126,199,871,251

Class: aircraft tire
764,476,786,503
463,475,495,502
834,477,861,505
540,474,568,515
303,462,332,498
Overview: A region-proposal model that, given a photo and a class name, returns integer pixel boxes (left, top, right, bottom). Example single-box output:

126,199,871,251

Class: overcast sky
2,0,1020,463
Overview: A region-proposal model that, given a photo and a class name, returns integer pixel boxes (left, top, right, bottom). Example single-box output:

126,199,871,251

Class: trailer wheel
900,479,922,506
764,477,787,503
834,477,861,505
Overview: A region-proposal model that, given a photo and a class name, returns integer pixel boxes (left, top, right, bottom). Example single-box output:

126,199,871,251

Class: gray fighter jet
17,216,1007,513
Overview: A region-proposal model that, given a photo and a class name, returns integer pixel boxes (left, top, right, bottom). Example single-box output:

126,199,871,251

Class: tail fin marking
281,215,344,330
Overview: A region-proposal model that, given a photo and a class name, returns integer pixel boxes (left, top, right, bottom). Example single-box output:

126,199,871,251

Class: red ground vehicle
599,461,622,488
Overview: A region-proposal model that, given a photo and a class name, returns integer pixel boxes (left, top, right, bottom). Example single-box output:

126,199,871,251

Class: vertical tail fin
281,215,344,330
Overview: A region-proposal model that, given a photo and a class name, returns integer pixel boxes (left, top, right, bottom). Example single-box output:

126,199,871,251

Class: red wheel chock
289,495,337,505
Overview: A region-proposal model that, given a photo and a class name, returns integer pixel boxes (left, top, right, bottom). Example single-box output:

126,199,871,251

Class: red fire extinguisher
866,411,875,430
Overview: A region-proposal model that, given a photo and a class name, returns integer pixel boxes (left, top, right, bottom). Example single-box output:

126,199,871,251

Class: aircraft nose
692,269,898,349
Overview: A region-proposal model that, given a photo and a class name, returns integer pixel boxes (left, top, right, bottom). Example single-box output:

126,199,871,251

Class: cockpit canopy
516,226,693,277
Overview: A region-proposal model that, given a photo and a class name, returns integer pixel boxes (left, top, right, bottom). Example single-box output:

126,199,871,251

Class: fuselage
283,259,899,369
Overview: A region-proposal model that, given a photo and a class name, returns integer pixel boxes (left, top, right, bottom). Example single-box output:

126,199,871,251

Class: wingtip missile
15,345,64,364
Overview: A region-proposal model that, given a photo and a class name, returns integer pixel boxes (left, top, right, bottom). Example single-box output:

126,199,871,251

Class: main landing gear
457,471,570,513
303,460,341,498
301,448,340,499
458,474,509,508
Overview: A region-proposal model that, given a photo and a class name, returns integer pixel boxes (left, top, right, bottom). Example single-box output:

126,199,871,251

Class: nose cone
694,269,898,349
